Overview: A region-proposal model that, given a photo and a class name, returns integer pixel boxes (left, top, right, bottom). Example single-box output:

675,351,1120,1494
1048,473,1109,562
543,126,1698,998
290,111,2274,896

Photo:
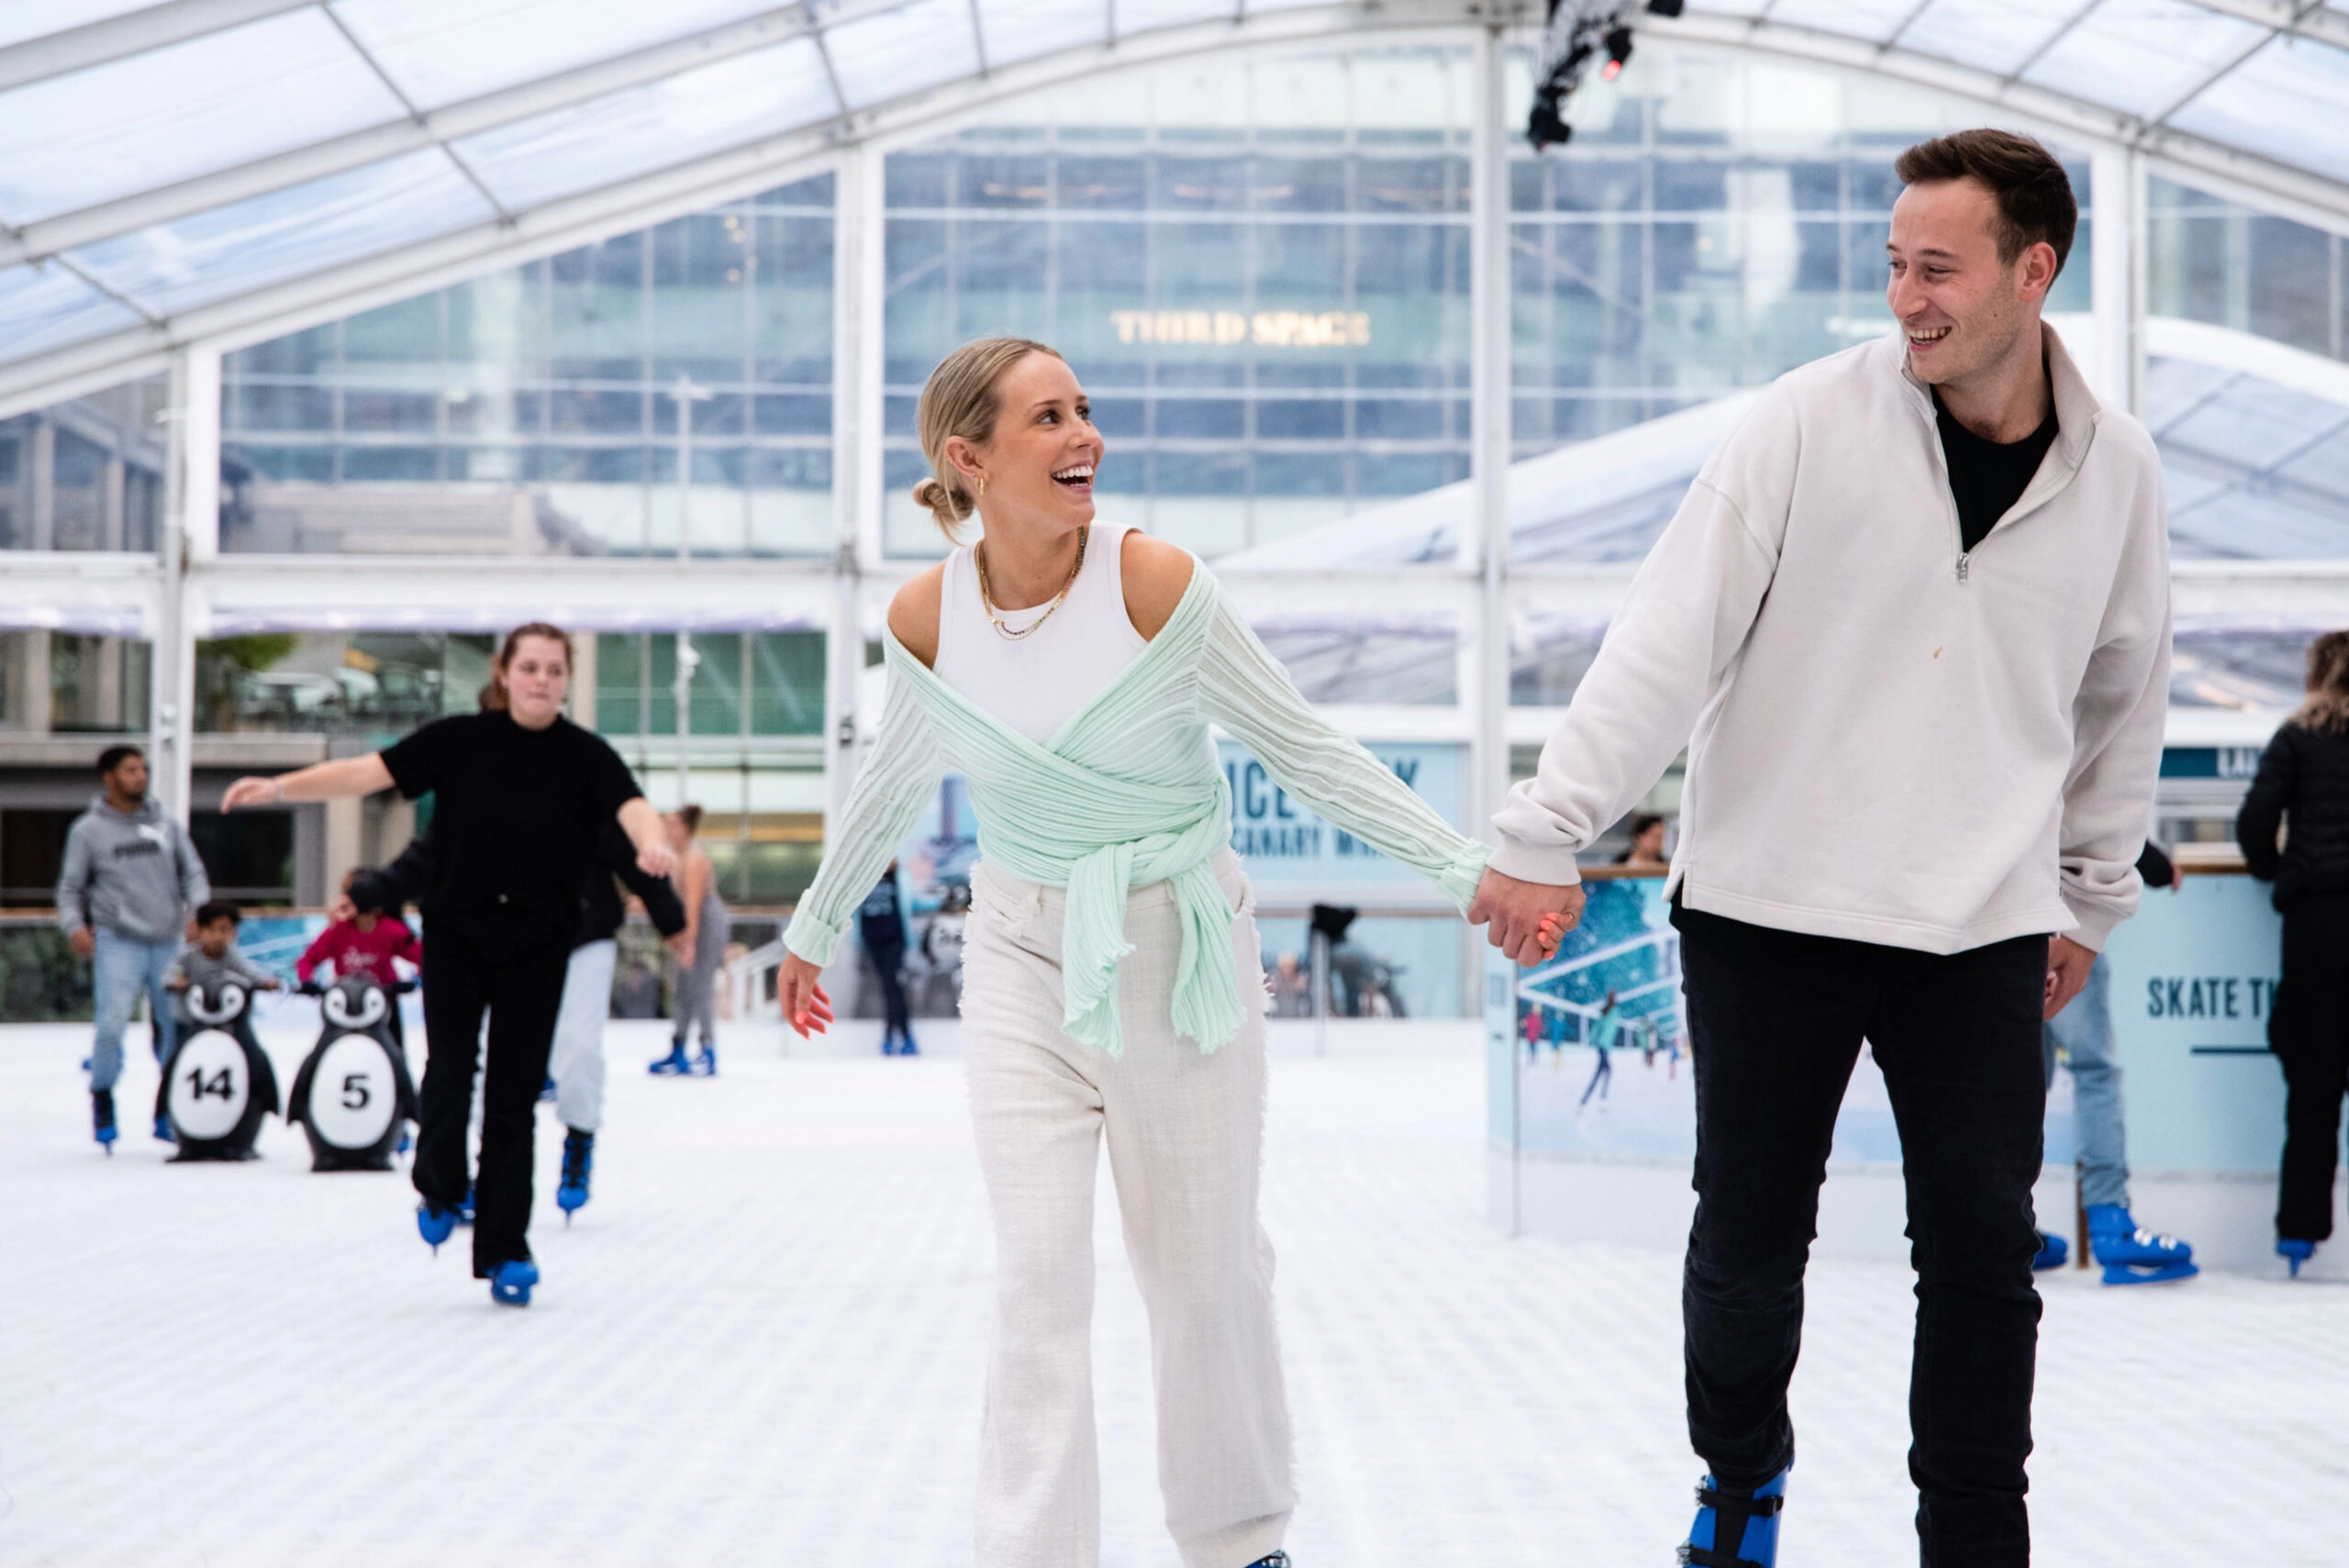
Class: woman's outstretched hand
220,776,284,811
779,952,833,1039
636,842,678,880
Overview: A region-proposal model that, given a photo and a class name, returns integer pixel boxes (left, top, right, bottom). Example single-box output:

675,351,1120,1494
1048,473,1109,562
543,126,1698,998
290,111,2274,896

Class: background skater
58,745,212,1151
225,623,674,1308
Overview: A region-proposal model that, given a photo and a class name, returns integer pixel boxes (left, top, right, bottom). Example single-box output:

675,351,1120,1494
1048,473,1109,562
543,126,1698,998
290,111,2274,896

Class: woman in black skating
2238,628,2349,1277
221,623,702,1307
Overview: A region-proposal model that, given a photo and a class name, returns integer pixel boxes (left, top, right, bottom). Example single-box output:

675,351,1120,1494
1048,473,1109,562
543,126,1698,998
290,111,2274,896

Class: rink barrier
1486,868,2344,1278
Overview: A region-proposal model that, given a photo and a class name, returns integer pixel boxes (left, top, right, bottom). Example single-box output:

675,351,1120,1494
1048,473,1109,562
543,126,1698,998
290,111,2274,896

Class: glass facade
2150,176,2349,363
1509,42,2091,458
0,377,167,551
221,174,835,556
882,50,1475,559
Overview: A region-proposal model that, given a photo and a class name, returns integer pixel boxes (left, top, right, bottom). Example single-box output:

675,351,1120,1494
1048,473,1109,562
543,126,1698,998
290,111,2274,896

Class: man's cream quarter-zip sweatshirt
1490,324,2171,954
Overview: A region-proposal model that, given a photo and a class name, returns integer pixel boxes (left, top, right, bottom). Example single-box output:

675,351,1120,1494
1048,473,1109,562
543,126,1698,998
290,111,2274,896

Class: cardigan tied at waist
964,763,1241,1059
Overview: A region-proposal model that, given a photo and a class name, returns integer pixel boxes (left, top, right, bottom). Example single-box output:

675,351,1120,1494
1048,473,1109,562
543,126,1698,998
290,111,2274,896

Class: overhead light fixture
1526,1,1680,150
1601,25,1634,82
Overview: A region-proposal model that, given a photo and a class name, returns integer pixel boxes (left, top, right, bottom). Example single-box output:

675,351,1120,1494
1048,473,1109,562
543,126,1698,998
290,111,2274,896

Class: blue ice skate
454,1185,475,1226
1680,1468,1787,1568
556,1129,594,1222
896,1029,918,1057
2087,1205,2197,1284
2279,1238,2317,1277
92,1089,117,1154
488,1258,539,1307
153,1112,175,1143
2031,1230,2068,1271
689,1045,716,1076
417,1201,458,1255
648,1044,691,1075
1243,1555,1289,1567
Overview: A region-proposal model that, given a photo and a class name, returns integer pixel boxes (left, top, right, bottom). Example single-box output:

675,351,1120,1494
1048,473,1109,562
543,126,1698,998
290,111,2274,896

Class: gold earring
976,474,987,499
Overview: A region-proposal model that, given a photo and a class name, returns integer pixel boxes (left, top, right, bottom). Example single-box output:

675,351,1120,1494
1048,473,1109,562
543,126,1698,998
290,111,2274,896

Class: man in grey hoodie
58,745,212,1149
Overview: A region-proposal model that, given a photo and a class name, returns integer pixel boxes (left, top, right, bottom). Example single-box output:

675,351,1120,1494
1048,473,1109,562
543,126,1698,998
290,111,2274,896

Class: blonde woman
776,338,1502,1568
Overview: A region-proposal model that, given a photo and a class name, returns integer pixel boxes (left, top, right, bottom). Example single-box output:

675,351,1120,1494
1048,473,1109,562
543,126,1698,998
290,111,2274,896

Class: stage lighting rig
1527,0,1681,150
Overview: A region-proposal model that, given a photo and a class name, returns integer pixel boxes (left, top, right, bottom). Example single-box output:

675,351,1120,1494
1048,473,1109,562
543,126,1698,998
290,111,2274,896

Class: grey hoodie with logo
56,794,211,945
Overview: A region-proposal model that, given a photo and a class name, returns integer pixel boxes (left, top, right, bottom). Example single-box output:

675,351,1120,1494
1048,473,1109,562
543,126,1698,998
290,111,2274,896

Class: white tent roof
1,1,2347,412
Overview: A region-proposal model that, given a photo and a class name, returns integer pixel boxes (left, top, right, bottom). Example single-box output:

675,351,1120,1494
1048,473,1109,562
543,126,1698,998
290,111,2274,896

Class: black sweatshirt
379,712,640,935
362,821,685,952
2237,720,2349,908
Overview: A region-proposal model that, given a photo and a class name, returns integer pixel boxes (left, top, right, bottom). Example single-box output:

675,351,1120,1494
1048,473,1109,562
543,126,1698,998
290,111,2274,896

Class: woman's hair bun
911,475,969,528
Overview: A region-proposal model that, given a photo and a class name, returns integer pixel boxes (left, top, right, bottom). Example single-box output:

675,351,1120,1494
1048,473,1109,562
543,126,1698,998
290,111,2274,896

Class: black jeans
2270,895,2349,1242
416,914,570,1277
1675,904,2047,1565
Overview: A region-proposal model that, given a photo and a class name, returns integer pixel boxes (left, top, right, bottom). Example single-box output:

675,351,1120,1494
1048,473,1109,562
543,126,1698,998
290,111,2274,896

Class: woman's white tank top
936,520,1148,745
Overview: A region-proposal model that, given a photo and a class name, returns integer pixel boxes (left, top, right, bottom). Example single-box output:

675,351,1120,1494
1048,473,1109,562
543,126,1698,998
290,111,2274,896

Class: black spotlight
1601,25,1634,82
1528,3,1675,151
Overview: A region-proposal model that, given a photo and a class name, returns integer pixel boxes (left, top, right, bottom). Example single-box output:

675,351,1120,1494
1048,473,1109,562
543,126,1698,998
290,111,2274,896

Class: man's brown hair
1894,129,2077,277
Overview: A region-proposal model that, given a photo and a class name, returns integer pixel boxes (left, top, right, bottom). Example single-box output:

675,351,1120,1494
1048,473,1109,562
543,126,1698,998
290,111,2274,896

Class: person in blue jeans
56,745,212,1151
2034,840,2198,1284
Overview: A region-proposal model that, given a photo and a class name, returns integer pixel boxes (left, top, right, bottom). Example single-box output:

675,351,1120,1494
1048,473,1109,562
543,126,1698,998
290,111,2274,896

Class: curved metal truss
1,0,2347,414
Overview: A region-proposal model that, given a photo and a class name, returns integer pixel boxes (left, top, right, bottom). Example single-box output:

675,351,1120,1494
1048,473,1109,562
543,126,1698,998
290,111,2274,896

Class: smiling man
1466,131,2171,1564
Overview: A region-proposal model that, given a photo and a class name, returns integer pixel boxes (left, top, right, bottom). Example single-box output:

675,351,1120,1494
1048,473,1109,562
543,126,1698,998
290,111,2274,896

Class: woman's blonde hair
911,337,1064,539
2293,629,2349,733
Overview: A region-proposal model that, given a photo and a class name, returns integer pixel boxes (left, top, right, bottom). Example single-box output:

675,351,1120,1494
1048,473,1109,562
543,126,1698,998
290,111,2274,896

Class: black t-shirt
1934,388,2058,553
380,712,641,932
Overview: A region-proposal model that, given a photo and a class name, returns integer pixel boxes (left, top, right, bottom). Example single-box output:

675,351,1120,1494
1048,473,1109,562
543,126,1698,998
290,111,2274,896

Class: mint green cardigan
785,561,1489,1056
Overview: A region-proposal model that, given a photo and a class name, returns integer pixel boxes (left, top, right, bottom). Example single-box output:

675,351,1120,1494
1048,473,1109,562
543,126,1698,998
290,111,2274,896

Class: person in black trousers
860,859,916,1055
355,817,689,1218
224,623,674,1307
2237,628,2349,1277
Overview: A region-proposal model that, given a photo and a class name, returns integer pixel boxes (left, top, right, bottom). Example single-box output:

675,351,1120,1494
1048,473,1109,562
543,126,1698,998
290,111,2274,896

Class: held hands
778,952,835,1040
2045,934,2097,1022
1467,866,1586,967
220,776,284,811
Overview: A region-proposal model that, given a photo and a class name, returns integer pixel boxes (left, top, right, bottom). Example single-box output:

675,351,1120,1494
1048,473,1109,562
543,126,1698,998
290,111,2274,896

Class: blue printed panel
1217,740,1464,894
1487,877,1696,1160
1486,872,2295,1181
2102,874,2287,1173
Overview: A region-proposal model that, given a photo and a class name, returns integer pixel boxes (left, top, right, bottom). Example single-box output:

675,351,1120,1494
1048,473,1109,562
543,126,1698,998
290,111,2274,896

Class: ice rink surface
5,1018,2345,1567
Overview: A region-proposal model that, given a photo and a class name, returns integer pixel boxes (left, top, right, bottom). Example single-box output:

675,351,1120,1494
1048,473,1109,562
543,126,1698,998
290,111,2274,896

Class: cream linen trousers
962,849,1296,1568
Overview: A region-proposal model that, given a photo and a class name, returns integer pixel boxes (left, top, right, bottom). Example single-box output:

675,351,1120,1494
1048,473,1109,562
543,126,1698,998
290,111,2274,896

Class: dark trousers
1675,904,2048,1565
864,931,908,1037
2270,896,2349,1241
416,917,570,1277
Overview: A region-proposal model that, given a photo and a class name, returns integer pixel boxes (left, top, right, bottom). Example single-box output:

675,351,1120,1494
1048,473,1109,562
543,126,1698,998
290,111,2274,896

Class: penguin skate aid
159,902,284,1162
287,973,418,1173
220,622,678,1309
771,337,1498,1566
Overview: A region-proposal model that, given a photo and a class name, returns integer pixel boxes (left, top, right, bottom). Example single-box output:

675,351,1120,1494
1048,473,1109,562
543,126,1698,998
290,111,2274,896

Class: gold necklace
976,526,1087,641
